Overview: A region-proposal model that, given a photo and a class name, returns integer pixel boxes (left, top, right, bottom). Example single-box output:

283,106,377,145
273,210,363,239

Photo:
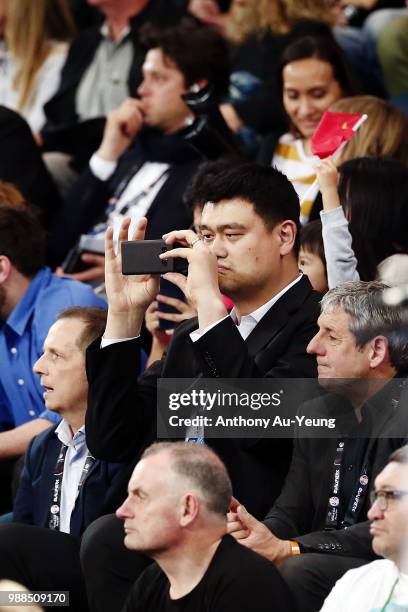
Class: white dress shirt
55,420,89,534
189,273,304,342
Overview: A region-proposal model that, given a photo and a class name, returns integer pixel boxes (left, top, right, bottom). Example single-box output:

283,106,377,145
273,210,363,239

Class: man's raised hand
104,217,159,339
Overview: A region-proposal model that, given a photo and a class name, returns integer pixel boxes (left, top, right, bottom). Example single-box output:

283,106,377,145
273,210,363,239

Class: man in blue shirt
0,205,106,460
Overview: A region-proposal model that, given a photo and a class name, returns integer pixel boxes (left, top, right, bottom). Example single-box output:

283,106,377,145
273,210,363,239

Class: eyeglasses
370,490,408,511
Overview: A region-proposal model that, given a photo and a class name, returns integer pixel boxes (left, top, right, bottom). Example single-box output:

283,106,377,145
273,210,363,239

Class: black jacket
85,275,320,519
49,128,202,265
265,378,408,560
13,424,131,537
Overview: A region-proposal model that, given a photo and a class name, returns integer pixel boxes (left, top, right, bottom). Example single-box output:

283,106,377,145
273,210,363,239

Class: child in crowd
316,156,408,288
299,220,329,294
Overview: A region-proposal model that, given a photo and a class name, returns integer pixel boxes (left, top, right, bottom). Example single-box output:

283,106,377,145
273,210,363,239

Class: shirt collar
100,21,131,44
5,268,52,336
231,273,303,327
55,419,86,450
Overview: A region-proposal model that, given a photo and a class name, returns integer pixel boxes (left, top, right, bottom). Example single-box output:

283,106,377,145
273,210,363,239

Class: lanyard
49,443,95,531
91,165,170,236
324,439,370,530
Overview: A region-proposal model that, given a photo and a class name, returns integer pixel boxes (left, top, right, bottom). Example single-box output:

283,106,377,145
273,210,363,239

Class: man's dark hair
183,158,240,212
140,18,230,100
57,307,107,352
187,161,301,255
0,205,46,277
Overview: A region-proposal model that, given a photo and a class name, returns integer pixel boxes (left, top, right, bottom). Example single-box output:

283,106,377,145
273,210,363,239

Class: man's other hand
227,501,292,565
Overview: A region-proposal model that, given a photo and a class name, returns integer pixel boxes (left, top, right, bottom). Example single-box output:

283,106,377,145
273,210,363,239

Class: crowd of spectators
0,0,407,611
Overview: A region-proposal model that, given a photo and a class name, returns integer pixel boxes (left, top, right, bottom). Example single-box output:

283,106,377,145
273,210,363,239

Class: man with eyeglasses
321,445,408,611
227,281,408,612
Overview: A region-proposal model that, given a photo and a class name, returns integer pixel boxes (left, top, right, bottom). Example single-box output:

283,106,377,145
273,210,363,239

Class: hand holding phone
104,217,159,339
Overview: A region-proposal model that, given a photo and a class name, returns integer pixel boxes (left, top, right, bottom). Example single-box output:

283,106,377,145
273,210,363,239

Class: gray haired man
116,442,295,611
227,281,408,612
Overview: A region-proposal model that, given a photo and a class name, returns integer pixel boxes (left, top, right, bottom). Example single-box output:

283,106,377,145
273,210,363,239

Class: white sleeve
320,207,360,289
101,336,139,348
89,154,118,181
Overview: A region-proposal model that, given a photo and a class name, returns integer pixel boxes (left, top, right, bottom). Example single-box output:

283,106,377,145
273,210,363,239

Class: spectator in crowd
189,0,335,147
117,442,296,611
189,0,382,147
321,444,408,611
41,0,185,191
377,15,408,114
0,205,106,512
7,307,129,536
0,108,62,231
49,20,230,280
0,0,76,133
329,96,408,166
316,156,408,288
257,35,357,224
227,281,408,612
299,220,328,294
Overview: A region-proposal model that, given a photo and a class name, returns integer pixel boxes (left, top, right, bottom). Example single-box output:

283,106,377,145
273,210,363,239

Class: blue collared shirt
0,268,106,430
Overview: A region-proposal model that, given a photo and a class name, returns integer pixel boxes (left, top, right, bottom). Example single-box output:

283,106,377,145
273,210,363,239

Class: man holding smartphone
79,161,320,611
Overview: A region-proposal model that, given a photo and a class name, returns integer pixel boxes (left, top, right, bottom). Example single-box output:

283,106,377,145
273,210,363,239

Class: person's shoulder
127,562,167,607
39,272,106,308
214,535,282,578
336,559,396,587
284,275,321,316
26,423,59,458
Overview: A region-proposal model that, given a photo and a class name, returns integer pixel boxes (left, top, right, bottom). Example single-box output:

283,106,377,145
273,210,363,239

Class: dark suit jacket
264,378,408,560
13,424,131,537
0,106,61,228
49,129,201,264
85,275,320,519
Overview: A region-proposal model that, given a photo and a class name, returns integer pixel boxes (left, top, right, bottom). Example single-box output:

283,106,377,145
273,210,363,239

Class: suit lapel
245,276,313,356
40,434,63,528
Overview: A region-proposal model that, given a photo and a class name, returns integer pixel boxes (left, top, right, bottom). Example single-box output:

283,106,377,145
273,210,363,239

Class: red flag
311,111,364,159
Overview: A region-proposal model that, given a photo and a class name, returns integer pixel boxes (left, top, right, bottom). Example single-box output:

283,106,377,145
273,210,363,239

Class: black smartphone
121,240,187,275
158,277,187,331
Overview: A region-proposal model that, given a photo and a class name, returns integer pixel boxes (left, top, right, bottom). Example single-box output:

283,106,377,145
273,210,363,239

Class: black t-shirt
122,535,296,612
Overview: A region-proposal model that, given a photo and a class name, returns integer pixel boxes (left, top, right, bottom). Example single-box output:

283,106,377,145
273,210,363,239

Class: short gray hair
141,442,232,516
321,281,408,371
389,445,408,465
